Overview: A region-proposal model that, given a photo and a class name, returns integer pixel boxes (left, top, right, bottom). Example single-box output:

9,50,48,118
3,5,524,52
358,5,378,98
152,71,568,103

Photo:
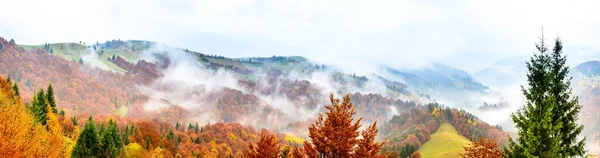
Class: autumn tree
0,74,65,157
410,151,422,158
355,122,384,157
245,130,281,158
461,139,501,158
302,94,384,158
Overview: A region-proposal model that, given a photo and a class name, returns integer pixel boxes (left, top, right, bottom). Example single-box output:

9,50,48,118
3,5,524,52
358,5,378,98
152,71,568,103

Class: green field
419,123,472,158
19,43,144,73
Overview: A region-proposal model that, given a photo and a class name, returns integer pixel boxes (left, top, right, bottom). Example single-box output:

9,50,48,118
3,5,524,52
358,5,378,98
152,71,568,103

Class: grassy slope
19,43,138,73
419,123,472,158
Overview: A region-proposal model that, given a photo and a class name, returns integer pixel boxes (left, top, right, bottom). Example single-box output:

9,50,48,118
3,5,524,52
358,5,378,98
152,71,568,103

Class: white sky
1,0,600,74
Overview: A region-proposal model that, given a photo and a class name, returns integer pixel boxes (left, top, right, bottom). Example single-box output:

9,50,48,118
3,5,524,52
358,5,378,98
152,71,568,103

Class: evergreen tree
11,83,19,100
72,117,102,158
71,116,79,126
99,119,123,158
507,34,585,157
46,84,57,113
167,130,174,141
549,38,586,156
0,42,3,51
30,90,48,125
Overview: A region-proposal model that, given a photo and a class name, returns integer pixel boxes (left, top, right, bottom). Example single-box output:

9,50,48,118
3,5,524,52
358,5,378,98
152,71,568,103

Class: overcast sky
2,0,600,74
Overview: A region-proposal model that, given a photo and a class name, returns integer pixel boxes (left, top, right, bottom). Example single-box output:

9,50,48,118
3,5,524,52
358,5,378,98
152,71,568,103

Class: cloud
3,0,600,74
81,48,111,70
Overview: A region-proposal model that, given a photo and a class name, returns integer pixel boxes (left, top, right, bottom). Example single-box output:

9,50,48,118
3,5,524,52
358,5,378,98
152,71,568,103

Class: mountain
0,37,508,157
381,62,488,105
573,60,600,77
178,32,306,58
474,56,528,89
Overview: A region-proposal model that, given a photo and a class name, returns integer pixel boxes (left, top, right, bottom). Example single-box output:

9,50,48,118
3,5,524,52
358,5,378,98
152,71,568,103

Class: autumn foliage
0,74,70,157
245,129,281,158
302,94,385,158
461,138,502,158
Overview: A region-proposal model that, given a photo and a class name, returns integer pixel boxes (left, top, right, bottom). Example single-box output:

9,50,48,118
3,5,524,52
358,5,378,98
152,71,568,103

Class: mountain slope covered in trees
0,36,511,157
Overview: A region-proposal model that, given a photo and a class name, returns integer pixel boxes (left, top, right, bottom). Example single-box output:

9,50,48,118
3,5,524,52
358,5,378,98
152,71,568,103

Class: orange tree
302,94,384,158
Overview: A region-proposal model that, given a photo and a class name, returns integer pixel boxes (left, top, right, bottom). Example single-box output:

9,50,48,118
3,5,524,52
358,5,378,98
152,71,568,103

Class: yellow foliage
150,147,165,158
432,107,441,118
229,133,238,140
124,143,146,158
0,90,65,157
284,134,305,144
62,137,75,158
241,130,248,139
71,126,81,140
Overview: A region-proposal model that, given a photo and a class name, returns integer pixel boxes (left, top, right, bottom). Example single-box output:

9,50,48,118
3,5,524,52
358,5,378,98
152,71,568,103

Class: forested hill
0,37,506,157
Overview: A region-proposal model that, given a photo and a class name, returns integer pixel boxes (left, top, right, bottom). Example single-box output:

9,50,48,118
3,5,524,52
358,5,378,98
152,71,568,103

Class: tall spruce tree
72,117,102,158
549,38,586,156
46,84,57,113
99,119,123,158
31,90,49,125
507,33,585,157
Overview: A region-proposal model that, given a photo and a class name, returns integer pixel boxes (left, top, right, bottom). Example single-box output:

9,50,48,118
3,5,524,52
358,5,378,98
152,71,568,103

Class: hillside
573,60,600,77
0,37,509,157
419,123,472,158
382,63,489,105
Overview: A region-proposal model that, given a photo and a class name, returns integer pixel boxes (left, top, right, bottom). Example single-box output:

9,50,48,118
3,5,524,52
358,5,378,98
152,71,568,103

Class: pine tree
71,116,79,126
99,119,123,158
167,130,174,141
46,84,57,113
507,33,586,157
549,38,586,156
72,117,102,158
30,90,48,125
11,83,20,101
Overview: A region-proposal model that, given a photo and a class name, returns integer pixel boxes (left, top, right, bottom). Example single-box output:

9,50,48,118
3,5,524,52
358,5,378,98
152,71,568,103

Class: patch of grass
19,43,132,73
419,123,472,158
